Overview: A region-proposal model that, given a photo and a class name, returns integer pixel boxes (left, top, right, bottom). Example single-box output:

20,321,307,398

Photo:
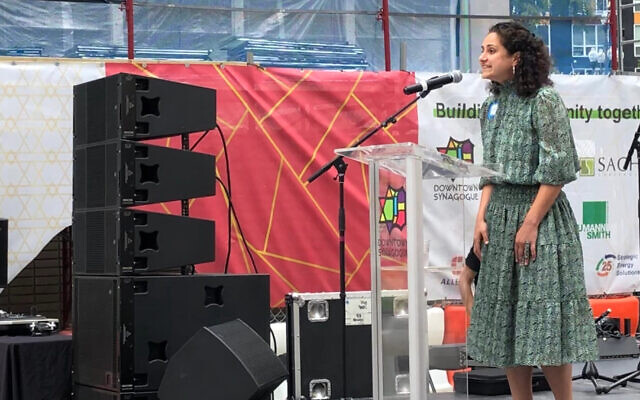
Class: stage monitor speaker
74,384,158,400
0,218,6,288
158,319,287,400
74,73,216,146
73,274,270,393
72,209,214,275
74,140,215,209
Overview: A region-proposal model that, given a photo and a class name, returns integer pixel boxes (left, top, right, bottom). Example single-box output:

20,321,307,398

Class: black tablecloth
0,334,72,400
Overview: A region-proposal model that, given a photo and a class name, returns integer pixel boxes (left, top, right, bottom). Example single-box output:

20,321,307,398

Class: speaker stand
572,361,618,394
600,360,640,394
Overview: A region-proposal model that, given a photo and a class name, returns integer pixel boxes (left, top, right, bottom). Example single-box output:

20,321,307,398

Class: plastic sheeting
0,0,125,57
1,0,455,70
0,1,615,72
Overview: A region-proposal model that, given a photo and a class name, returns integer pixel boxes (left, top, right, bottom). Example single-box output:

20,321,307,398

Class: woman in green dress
467,22,598,400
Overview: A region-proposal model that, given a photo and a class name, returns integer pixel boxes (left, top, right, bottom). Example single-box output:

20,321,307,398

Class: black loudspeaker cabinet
74,384,158,400
72,209,214,275
72,274,269,393
158,319,288,400
74,140,215,209
0,218,6,288
73,73,216,146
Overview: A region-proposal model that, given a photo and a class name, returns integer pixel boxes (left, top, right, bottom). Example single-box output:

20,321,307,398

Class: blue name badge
487,101,498,120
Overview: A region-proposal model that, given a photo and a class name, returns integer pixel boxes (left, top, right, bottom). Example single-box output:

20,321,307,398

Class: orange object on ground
447,368,471,386
443,304,469,344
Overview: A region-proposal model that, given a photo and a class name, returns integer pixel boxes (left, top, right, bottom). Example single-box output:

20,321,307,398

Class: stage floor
431,359,640,399
344,358,640,399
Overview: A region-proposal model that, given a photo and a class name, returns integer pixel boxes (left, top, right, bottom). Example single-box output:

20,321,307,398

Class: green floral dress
466,82,598,367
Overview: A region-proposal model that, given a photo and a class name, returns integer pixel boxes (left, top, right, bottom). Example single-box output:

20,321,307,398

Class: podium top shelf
335,142,502,179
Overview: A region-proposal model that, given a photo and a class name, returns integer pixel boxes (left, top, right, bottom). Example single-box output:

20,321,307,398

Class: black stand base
600,360,640,394
572,361,619,394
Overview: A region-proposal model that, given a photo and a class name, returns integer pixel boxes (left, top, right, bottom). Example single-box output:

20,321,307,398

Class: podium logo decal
379,186,406,233
437,137,474,163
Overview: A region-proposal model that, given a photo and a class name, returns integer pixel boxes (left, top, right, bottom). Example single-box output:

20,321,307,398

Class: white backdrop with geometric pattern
0,60,104,285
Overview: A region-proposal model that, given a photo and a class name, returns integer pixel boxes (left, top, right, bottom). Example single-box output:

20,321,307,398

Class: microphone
403,71,463,95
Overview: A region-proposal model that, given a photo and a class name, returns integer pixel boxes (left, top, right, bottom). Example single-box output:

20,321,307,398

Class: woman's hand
514,220,538,266
473,219,489,260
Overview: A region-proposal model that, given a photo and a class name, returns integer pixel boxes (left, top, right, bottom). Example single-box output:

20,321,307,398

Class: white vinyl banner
0,60,105,285
417,72,640,297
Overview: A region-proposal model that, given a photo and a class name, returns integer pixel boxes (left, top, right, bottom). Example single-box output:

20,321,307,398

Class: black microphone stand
306,88,431,399
598,126,640,394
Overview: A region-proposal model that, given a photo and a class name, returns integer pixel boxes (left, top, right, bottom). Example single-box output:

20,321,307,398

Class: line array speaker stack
72,73,273,399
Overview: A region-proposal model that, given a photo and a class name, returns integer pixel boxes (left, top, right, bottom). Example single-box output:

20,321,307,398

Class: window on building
594,0,608,14
572,24,609,57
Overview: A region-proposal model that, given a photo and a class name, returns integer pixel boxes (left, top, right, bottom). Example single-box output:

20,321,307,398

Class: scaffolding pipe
380,0,391,71
125,0,134,59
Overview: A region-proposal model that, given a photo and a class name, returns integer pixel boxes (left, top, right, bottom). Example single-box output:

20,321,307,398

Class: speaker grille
210,320,281,388
85,211,106,273
86,146,106,208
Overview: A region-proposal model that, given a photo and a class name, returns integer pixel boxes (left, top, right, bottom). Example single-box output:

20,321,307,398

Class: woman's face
478,32,518,83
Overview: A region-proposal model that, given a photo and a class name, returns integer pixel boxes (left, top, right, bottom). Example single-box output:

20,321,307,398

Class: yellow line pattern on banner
249,244,299,292
260,70,312,123
217,110,249,160
217,117,234,130
263,158,284,251
361,163,369,203
257,250,341,274
213,164,252,273
160,203,171,214
212,64,359,266
298,71,364,180
232,211,253,274
350,93,417,144
346,249,371,287
259,68,292,91
131,62,159,78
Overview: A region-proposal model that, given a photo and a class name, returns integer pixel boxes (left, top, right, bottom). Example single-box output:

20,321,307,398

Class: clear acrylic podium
335,142,501,400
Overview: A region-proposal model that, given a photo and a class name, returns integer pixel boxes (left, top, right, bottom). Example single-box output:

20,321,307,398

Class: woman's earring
512,65,516,75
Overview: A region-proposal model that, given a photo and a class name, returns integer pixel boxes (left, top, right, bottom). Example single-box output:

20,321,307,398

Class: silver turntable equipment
0,309,59,335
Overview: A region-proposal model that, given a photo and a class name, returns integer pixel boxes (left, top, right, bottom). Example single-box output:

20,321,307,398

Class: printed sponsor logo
579,201,611,240
432,138,480,201
595,254,616,277
580,155,638,177
437,137,475,163
595,254,640,277
379,185,406,233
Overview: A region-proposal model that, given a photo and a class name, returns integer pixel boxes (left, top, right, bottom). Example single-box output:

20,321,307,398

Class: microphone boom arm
306,88,431,183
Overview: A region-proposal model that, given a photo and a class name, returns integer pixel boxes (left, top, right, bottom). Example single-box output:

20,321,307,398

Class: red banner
106,63,418,306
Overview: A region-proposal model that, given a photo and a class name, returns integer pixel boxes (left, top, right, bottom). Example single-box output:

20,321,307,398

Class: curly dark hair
488,21,553,97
